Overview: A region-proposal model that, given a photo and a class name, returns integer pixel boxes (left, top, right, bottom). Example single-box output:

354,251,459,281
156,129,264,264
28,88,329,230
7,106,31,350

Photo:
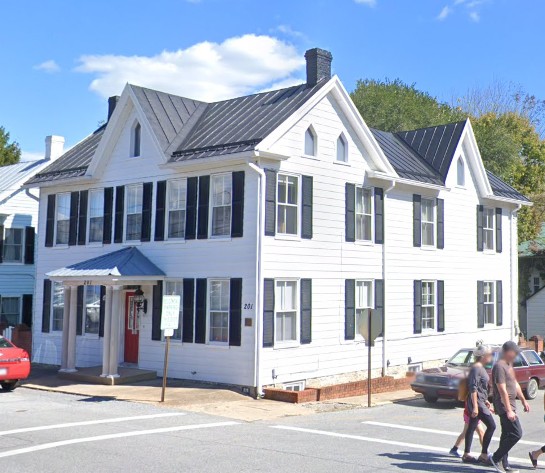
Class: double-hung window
0,297,20,326
421,199,436,247
84,286,101,335
483,208,495,251
483,281,495,324
165,281,183,339
275,280,298,343
3,228,23,262
125,184,143,241
210,174,232,237
355,280,373,337
52,282,64,331
55,193,70,245
88,189,104,243
356,187,373,241
208,279,230,343
421,281,435,330
277,174,299,235
167,180,187,239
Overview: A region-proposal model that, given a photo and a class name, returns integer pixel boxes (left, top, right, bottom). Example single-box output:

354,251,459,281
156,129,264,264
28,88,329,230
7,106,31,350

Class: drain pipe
510,204,522,340
248,161,265,397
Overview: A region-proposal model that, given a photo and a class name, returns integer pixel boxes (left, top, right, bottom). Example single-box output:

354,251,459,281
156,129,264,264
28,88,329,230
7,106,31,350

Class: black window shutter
477,205,484,251
496,280,503,326
98,286,106,337
24,226,35,265
22,294,33,327
263,278,275,347
76,286,84,336
0,225,4,264
103,187,114,244
114,186,125,243
229,278,242,346
301,176,313,240
182,278,195,343
437,198,445,249
141,182,153,242
300,278,312,344
477,280,485,328
41,279,51,333
345,183,355,242
197,176,210,239
264,169,277,237
375,279,384,338
496,208,503,253
231,171,245,238
151,281,163,341
413,195,422,247
155,180,167,241
437,280,445,332
78,190,88,246
45,194,55,247
195,278,207,344
413,280,422,334
185,177,198,240
374,187,384,244
345,279,355,340
68,191,80,246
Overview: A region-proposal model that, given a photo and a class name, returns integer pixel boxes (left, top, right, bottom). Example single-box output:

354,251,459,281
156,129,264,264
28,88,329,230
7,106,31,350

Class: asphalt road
2,388,545,472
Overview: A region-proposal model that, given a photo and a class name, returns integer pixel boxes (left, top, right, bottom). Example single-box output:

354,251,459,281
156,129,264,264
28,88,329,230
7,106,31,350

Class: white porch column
59,285,71,372
101,286,113,377
108,286,121,378
66,286,78,372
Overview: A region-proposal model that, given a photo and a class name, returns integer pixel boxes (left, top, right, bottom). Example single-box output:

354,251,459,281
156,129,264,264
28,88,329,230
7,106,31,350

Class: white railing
1,326,13,340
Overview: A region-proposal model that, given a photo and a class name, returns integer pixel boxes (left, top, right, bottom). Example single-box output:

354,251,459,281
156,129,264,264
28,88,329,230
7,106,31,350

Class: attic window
131,122,141,157
336,133,348,162
457,157,465,187
304,126,317,157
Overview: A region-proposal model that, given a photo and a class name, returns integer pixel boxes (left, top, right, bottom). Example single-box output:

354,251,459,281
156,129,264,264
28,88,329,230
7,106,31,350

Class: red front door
124,292,139,363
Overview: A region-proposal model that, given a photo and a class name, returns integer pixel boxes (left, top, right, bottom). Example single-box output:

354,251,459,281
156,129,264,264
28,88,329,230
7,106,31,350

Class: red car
0,336,30,391
411,346,545,403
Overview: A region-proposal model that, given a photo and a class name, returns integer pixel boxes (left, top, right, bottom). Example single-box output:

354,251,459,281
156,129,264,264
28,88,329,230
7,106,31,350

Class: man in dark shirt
489,341,530,473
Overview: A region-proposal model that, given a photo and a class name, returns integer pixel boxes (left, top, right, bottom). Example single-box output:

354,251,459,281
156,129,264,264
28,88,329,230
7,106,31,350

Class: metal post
368,311,372,408
161,335,171,402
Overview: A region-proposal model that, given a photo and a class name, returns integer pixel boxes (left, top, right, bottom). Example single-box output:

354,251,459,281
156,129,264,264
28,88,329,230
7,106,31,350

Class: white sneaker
489,454,503,473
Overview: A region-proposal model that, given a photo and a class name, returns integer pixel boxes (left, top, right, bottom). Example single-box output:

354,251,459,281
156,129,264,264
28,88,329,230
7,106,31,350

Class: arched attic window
131,122,141,157
336,133,348,162
304,126,317,157
457,157,465,187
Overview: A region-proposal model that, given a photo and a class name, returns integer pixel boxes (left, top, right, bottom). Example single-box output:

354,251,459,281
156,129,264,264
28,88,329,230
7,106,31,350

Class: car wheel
424,395,438,404
1,381,17,392
526,378,539,400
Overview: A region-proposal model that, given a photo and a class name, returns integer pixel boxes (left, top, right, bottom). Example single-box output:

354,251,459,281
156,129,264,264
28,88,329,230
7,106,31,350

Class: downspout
248,161,265,398
510,204,522,340
381,179,396,377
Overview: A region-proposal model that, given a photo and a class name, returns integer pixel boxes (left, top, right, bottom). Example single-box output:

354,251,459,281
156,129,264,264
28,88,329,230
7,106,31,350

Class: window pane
165,281,183,340
457,158,465,186
85,286,101,335
126,214,142,241
422,222,435,246
305,128,315,156
275,312,297,342
337,135,347,162
3,228,22,262
0,297,19,326
126,185,143,241
356,281,372,309
168,210,186,239
421,199,435,246
355,188,372,241
89,190,104,218
56,194,70,245
277,175,298,235
209,280,229,343
52,282,64,331
211,175,232,237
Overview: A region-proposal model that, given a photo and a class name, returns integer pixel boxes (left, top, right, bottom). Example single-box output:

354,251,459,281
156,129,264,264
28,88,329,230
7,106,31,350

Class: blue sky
1,0,543,158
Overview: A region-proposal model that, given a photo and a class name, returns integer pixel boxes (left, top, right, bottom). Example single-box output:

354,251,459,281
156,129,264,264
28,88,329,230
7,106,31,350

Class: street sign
358,309,383,347
161,295,180,330
163,328,174,337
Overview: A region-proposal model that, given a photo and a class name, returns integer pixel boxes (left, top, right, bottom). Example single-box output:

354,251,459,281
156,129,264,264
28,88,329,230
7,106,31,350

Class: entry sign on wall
161,295,181,337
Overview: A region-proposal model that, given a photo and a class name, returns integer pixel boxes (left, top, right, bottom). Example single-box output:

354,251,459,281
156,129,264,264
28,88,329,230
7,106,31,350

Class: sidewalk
22,365,420,422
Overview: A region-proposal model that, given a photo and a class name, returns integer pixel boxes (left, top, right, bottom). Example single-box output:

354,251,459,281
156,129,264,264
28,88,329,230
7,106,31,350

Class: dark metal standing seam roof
486,170,530,202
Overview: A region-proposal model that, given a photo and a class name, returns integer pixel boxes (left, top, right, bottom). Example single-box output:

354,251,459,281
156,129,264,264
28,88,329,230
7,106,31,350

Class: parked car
411,346,545,403
0,335,30,391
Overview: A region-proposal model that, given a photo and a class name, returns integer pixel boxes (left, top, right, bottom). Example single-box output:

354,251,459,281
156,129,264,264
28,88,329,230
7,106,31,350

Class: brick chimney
305,48,333,87
45,135,65,161
108,96,120,121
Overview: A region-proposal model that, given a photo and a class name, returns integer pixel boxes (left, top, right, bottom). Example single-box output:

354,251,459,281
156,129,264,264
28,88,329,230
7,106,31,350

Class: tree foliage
0,127,21,166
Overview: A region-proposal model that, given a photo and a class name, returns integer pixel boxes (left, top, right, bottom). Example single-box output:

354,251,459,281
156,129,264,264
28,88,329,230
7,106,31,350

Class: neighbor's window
3,228,23,262
275,280,298,343
52,282,64,331
483,281,495,324
421,281,435,330
0,297,20,327
534,277,541,294
125,184,143,241
355,280,373,337
277,174,299,235
210,174,232,237
165,281,183,340
167,179,187,239
131,122,141,157
84,285,101,335
483,208,495,251
457,157,465,187
304,127,316,156
336,134,348,162
88,189,104,243
356,187,373,241
55,193,70,245
421,198,436,247
208,279,230,343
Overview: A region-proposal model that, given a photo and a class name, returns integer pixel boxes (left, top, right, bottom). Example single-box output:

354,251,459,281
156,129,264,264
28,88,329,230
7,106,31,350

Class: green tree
0,127,21,165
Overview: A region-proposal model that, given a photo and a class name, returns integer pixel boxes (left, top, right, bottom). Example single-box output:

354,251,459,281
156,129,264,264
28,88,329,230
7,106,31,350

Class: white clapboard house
26,48,529,393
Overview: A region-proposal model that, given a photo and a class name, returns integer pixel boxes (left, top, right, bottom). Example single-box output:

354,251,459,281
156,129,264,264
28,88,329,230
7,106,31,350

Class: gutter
247,161,265,398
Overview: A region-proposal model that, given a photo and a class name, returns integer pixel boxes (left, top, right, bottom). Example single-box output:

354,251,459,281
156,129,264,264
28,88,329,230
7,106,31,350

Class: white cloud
469,10,480,21
436,5,452,20
274,24,307,40
75,34,305,102
34,60,60,73
354,0,377,6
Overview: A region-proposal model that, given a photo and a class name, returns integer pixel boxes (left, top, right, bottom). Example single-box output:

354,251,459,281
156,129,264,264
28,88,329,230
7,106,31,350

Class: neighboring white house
0,136,64,332
26,48,530,394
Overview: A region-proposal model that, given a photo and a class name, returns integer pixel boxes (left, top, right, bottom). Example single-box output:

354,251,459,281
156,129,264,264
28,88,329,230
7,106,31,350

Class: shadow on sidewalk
379,451,477,472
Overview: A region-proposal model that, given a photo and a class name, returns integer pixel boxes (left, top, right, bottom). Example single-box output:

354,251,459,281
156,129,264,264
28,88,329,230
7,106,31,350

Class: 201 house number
243,303,254,310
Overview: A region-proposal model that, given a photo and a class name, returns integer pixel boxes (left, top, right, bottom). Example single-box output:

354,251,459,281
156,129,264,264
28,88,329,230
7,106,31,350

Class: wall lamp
134,286,148,315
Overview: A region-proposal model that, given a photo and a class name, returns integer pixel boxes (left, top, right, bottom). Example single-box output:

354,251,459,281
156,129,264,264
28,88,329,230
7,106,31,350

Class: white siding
527,290,545,339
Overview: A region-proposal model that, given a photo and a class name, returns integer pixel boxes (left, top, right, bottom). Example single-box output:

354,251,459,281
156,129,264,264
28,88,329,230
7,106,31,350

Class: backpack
458,377,469,402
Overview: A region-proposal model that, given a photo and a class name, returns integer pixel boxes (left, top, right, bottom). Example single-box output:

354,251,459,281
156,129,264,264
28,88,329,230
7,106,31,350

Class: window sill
354,240,375,247
420,245,437,251
87,242,104,248
301,153,319,160
51,245,69,250
208,236,232,242
333,160,350,166
273,341,300,350
1,261,24,265
483,249,496,255
123,241,141,246
421,329,438,335
205,343,230,349
274,234,301,242
163,238,187,244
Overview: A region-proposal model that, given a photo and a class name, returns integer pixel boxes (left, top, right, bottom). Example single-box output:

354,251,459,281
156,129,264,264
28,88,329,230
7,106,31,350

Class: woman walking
462,345,497,464
529,390,545,468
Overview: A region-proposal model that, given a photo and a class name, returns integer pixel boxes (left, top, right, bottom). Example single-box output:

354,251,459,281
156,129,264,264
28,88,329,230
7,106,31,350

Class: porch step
58,366,157,385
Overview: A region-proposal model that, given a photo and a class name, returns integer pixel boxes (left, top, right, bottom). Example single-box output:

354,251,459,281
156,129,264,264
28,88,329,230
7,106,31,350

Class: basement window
283,381,306,392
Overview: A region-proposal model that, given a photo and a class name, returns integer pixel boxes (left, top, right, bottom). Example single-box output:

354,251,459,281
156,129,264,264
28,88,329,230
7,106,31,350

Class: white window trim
124,183,143,243
355,279,374,340
421,198,436,248
51,282,64,332
164,279,184,342
276,173,301,238
483,280,496,326
335,132,349,163
302,125,318,158
166,179,187,241
206,278,230,346
355,186,374,244
421,280,436,333
456,156,466,188
2,227,24,264
208,173,232,239
0,296,21,327
54,192,71,247
273,278,300,348
87,188,104,245
483,207,496,253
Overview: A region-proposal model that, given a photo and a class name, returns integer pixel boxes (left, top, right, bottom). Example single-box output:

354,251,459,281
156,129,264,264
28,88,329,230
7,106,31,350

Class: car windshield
0,337,13,348
447,349,476,367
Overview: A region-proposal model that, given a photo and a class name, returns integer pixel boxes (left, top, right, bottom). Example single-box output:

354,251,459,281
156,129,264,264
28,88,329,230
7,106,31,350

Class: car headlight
448,378,460,387
415,373,425,383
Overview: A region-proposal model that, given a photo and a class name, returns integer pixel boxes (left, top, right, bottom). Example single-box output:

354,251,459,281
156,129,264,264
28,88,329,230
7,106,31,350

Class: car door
513,353,530,390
